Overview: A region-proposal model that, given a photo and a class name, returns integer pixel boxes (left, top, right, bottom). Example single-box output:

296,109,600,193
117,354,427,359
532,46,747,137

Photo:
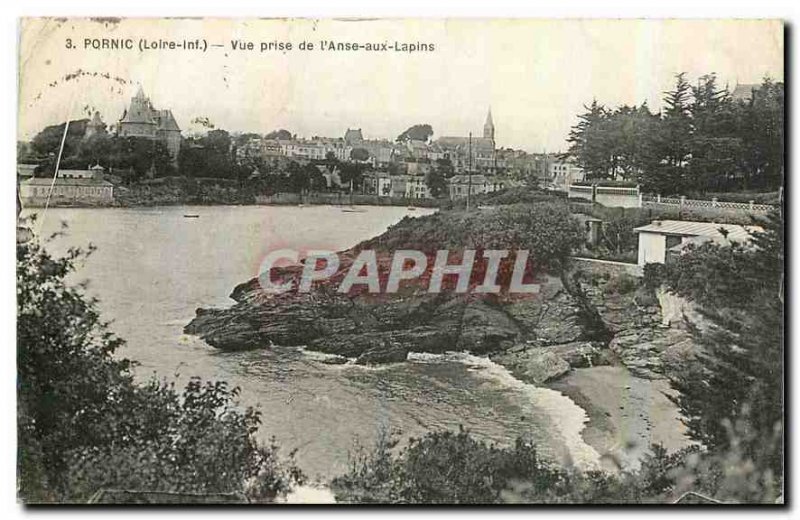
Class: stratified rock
492,349,571,384
545,341,604,368
457,300,520,353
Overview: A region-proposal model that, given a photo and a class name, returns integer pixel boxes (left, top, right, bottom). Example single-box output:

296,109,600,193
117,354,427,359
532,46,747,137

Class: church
435,108,496,173
115,86,181,164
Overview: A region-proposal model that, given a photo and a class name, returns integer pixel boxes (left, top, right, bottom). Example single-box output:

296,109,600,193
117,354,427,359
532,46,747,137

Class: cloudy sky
18,18,783,152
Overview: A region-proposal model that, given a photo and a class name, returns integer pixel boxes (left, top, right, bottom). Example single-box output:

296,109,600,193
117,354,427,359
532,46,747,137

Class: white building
634,220,761,267
405,175,432,199
20,165,113,206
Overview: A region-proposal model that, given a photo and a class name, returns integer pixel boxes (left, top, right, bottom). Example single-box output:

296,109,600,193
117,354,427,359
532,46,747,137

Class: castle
115,86,181,163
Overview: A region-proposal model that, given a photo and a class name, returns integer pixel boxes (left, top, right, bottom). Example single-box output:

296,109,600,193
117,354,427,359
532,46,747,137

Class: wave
415,351,601,470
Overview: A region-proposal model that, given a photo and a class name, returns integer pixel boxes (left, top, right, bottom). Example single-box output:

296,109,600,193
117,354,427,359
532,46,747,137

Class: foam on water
438,352,601,470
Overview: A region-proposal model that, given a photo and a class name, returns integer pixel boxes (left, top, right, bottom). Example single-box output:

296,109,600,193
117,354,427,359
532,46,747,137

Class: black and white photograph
13,15,785,506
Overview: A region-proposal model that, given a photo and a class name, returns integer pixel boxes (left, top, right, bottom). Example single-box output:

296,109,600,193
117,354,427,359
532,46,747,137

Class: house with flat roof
634,220,761,267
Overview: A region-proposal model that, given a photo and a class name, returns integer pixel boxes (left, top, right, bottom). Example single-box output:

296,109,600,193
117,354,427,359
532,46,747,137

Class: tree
396,124,434,143
425,168,447,198
350,147,370,162
565,101,613,180
30,119,89,158
658,211,783,477
736,78,784,190
264,129,293,141
435,157,455,178
17,233,303,502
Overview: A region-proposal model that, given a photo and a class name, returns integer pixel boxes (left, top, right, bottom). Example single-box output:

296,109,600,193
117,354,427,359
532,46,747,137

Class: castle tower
483,107,495,141
84,111,106,140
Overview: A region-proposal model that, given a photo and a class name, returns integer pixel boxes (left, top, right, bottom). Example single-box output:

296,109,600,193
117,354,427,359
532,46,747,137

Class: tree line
565,74,784,195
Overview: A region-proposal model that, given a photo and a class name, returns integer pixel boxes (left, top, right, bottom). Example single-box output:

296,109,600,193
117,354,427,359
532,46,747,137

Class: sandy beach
548,365,695,471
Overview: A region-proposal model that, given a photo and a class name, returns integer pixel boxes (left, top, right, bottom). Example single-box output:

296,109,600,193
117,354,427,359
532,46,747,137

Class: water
23,204,599,480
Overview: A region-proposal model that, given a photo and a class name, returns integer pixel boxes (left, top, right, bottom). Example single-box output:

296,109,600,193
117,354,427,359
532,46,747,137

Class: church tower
483,107,495,141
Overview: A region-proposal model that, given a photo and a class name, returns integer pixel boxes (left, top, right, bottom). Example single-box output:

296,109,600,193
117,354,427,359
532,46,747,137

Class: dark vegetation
566,75,783,194
17,225,303,503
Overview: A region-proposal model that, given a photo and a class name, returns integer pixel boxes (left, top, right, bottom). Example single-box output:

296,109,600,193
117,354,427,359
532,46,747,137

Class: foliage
264,129,293,141
660,210,783,481
332,428,564,504
565,75,784,194
396,124,434,143
349,147,371,162
30,119,89,158
424,168,448,198
179,129,245,180
17,234,303,503
331,428,727,504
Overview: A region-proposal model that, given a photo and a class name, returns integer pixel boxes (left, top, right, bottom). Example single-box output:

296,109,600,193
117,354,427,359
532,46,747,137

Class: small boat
183,214,200,218
407,207,417,211
341,207,366,213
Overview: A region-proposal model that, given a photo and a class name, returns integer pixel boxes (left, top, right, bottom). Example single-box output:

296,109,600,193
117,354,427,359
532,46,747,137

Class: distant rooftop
24,177,113,187
731,83,761,102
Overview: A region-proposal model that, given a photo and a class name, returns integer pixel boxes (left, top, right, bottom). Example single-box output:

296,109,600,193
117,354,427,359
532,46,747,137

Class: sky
18,18,784,152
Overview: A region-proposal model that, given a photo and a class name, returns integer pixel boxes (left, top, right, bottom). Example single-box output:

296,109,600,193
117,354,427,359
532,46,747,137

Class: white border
2,1,797,519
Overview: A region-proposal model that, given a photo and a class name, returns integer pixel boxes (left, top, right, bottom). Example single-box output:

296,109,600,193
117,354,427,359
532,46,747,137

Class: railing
568,184,642,208
642,194,775,213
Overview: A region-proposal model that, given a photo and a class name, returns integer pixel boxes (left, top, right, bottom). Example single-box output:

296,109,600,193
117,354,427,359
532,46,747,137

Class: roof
436,136,495,150
731,83,760,102
154,109,181,132
344,128,364,143
449,174,497,184
24,177,113,187
634,220,759,242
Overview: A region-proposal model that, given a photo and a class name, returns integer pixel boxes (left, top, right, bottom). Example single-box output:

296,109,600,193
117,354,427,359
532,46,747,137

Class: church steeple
483,107,495,141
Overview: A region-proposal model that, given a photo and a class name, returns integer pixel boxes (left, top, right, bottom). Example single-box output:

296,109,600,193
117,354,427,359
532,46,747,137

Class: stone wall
572,257,642,278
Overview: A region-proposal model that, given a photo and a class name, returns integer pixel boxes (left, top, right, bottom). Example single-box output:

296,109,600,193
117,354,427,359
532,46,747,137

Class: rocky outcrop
185,267,612,372
580,276,700,379
491,341,608,385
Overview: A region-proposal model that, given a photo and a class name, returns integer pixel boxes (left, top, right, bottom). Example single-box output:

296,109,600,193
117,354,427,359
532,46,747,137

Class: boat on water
341,207,366,213
407,207,417,211
183,214,200,218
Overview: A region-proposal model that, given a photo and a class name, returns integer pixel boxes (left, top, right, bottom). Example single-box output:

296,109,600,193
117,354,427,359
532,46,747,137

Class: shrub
17,231,303,503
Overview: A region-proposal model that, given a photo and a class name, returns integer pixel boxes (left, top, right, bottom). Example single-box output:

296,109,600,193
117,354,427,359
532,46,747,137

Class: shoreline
546,365,694,471
21,198,448,210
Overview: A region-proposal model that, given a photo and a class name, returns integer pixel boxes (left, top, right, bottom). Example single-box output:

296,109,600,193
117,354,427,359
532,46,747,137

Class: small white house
634,220,761,267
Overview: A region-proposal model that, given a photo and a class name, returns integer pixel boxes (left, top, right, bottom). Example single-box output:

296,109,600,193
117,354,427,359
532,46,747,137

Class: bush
332,427,780,504
17,230,303,503
603,273,638,295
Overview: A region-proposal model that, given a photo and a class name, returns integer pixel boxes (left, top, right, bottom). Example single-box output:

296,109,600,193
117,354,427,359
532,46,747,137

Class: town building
634,220,761,267
116,86,181,163
435,108,497,173
362,171,393,196
448,174,506,199
549,156,585,191
19,164,114,206
404,175,432,199
731,83,761,103
344,128,364,146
